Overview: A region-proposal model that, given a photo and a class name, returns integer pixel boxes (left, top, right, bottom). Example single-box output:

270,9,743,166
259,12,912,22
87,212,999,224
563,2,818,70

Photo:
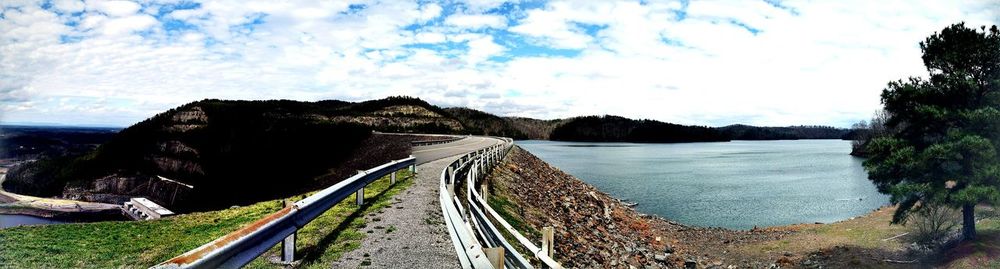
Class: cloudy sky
1,0,998,127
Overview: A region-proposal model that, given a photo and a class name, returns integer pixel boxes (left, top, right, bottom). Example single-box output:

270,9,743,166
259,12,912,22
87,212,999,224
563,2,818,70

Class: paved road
330,136,503,268
411,137,503,164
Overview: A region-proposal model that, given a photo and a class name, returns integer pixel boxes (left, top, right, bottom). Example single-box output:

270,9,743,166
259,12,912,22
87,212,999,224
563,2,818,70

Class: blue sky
1,0,998,127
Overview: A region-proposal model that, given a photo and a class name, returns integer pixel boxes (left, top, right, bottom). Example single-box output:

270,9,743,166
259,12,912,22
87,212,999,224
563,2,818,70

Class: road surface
330,136,503,268
411,137,503,164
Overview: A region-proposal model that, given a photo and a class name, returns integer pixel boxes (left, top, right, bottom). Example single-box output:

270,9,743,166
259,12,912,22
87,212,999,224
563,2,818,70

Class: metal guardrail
412,136,465,146
152,156,416,269
439,137,564,269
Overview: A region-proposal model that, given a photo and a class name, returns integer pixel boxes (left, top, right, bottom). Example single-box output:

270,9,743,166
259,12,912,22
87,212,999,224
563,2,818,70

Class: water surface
0,214,64,229
516,140,889,229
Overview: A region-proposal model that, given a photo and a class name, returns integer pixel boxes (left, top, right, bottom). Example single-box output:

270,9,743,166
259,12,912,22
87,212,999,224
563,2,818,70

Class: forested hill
443,107,565,140
443,107,527,139
549,115,730,143
718,124,854,140
4,97,468,212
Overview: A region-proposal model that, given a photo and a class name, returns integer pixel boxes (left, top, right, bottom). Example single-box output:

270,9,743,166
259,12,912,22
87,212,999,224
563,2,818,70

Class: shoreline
0,174,123,221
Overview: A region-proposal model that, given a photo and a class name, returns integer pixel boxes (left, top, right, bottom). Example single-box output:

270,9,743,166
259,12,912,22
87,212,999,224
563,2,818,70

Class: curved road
331,136,503,268
412,136,504,164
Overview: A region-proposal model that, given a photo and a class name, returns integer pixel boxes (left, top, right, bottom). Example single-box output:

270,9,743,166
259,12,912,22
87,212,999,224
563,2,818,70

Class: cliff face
5,97,458,212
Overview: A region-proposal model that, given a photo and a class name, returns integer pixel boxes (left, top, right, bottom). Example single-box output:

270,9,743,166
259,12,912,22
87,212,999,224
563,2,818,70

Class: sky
1,0,998,128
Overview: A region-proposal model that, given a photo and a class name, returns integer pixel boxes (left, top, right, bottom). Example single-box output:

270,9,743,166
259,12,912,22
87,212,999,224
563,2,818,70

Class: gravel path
329,156,460,268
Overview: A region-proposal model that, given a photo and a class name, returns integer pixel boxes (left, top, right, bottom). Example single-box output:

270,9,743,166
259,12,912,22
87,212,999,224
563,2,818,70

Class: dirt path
328,156,460,268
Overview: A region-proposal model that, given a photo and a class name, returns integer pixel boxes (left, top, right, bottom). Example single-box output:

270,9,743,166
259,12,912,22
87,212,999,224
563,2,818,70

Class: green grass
746,206,910,254
487,194,541,240
0,170,414,268
741,206,1000,268
486,174,543,264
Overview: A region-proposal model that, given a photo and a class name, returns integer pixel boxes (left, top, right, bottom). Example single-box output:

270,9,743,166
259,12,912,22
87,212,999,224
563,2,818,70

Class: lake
0,214,64,229
516,139,890,229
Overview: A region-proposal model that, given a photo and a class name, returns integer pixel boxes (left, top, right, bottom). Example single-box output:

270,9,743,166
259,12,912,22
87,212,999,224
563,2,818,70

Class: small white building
123,197,175,220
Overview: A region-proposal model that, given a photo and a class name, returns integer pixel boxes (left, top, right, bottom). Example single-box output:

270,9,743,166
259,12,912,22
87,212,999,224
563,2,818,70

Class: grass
0,170,414,268
745,207,910,255
487,194,541,241
485,171,544,264
738,205,1000,268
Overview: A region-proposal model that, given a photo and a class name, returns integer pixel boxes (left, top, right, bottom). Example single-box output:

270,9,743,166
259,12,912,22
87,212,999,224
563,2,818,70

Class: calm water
516,139,890,229
0,214,64,229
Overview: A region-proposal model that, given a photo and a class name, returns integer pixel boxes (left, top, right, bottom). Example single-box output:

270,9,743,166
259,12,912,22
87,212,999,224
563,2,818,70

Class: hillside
3,97,464,213
504,116,563,140
718,124,853,140
442,107,527,138
550,115,730,143
439,107,562,140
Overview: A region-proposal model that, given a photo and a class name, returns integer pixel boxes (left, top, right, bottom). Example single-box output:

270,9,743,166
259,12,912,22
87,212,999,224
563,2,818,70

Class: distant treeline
549,115,729,143
0,126,119,159
717,124,855,141
449,111,854,143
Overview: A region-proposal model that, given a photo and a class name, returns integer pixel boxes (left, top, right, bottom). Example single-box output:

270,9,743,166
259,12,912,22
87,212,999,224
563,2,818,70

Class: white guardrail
152,136,559,269
151,156,416,269
412,136,465,146
439,137,563,269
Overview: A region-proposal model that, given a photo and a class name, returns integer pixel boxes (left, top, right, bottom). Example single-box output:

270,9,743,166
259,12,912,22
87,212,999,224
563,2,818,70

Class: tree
850,109,896,156
865,22,1000,241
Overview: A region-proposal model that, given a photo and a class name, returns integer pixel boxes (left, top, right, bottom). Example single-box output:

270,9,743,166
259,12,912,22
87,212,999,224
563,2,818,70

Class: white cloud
465,35,505,64
418,3,443,21
415,31,446,43
1,0,999,127
444,13,507,29
53,0,85,13
92,0,141,17
100,14,158,35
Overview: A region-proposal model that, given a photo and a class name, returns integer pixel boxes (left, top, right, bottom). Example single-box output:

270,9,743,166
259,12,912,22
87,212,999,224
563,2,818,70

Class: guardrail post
390,171,397,184
542,226,555,258
481,181,488,201
281,232,296,264
484,247,505,269
448,166,455,183
356,187,364,206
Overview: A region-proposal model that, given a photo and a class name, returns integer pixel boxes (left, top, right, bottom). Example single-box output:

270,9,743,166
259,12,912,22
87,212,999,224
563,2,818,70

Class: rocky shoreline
488,146,800,268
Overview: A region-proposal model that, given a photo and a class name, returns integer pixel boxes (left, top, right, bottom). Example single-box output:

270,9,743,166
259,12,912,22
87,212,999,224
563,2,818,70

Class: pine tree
865,22,1000,240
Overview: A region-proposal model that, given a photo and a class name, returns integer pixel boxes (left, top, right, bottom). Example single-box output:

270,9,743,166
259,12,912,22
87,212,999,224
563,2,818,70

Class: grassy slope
0,171,413,268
